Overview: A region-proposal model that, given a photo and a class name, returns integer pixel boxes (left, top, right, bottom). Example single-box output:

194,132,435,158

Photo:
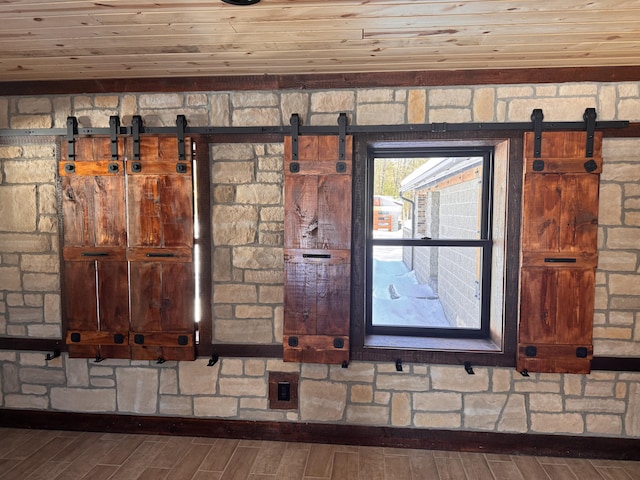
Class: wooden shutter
126,136,195,361
61,135,195,361
61,137,130,359
283,135,352,364
518,131,602,374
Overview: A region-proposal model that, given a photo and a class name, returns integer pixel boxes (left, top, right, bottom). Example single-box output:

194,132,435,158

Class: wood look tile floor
0,428,638,480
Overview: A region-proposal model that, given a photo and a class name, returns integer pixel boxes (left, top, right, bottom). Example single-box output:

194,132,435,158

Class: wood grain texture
518,131,601,374
1,1,640,82
283,135,352,365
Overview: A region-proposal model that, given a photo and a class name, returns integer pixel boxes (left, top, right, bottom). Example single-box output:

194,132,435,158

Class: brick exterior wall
1,82,640,438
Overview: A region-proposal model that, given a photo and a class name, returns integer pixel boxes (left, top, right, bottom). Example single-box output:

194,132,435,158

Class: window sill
352,334,513,366
365,334,502,352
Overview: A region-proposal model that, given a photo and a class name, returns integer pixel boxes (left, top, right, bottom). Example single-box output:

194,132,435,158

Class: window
351,134,516,365
367,146,493,338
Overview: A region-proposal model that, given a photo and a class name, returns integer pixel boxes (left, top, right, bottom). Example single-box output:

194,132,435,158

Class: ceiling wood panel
1,0,639,82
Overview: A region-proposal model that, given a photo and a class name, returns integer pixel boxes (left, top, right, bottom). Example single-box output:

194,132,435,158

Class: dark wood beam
1,409,639,461
2,66,640,96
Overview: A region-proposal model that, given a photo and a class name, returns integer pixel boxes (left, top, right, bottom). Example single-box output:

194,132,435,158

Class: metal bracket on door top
132,115,142,160
109,116,120,160
176,115,187,161
531,109,544,159
66,116,78,160
584,108,597,160
290,113,300,161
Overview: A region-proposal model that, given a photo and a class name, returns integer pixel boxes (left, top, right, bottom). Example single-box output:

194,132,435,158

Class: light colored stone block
311,91,355,113
194,397,238,417
0,267,21,290
20,254,59,274
259,286,283,304
598,251,637,272
431,366,489,392
159,368,178,395
65,357,89,387
598,183,622,225
529,393,563,412
211,143,255,161
50,388,116,412
376,373,430,392
357,103,405,125
565,397,626,413
139,94,184,109
414,412,461,429
301,363,327,380
27,324,60,337
212,205,258,245
4,160,56,184
497,394,527,433
232,92,278,108
245,360,266,377
5,393,49,409
215,319,273,343
428,108,472,123
2,363,20,393
513,380,560,393
19,352,46,366
179,359,219,395
11,115,52,129
221,358,244,376
391,392,411,427
473,88,495,122
116,368,158,414
22,384,47,395
19,367,65,385
0,185,37,232
507,97,594,122
160,395,193,416
300,380,347,422
233,247,283,270
413,392,461,412
350,385,373,404
408,90,426,124
531,413,584,434
346,405,389,425
496,86,534,98
463,394,507,430
235,184,282,205
619,98,640,122
491,368,512,393
18,97,51,114
219,377,266,397
330,362,375,383
212,161,254,185
563,375,583,396
233,108,280,127
22,273,59,291
281,92,309,125
213,284,257,303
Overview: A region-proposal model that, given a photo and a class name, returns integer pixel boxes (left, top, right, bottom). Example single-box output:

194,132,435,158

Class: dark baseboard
1,409,639,461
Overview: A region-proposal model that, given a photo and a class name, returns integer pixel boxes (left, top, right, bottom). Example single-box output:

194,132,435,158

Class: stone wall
1,81,640,438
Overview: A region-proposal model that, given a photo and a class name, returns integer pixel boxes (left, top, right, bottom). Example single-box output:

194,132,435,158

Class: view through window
367,147,494,338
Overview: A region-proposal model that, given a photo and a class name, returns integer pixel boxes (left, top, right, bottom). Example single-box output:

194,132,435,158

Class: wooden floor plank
488,460,526,480
274,444,309,480
108,441,165,479
359,446,385,480
165,443,212,479
192,472,222,480
97,435,147,466
408,450,438,480
513,456,552,480
0,429,37,458
24,461,71,480
564,457,606,480
199,439,240,472
385,454,413,480
79,464,119,480
220,446,260,480
136,467,171,480
459,452,494,480
304,444,335,478
435,457,468,480
147,436,194,469
542,464,580,480
331,451,359,479
1,435,76,480
52,432,102,462
1,430,59,460
251,441,287,475
53,438,119,480
595,467,634,480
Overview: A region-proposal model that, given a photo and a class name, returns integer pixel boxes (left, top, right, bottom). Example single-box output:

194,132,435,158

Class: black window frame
366,145,494,339
349,131,523,367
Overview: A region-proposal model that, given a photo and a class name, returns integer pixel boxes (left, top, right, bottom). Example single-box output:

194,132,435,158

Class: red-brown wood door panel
125,136,195,361
283,135,352,364
60,137,129,358
518,131,601,374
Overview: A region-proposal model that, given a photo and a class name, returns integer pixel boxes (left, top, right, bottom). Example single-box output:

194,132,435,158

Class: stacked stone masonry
1,82,640,438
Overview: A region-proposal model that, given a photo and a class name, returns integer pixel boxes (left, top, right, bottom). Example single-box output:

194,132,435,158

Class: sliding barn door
126,137,195,361
62,135,195,361
283,135,353,364
518,131,602,374
61,137,131,359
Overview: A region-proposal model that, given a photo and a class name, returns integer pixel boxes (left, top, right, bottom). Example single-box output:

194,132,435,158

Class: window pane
373,156,484,240
371,245,483,329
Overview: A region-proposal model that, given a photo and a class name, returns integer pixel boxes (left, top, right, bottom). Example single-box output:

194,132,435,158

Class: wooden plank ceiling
1,0,640,82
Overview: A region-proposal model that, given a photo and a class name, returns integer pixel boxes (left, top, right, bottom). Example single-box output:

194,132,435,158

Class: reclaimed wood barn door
126,136,195,361
518,131,602,374
283,135,353,364
61,137,130,359
62,135,195,361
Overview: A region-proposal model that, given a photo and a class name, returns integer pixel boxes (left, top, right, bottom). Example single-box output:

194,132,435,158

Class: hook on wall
464,361,475,375
208,354,219,367
45,349,60,361
395,359,403,372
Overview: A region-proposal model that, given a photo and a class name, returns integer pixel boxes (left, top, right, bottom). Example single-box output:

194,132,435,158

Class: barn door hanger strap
289,113,349,173
531,107,599,171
